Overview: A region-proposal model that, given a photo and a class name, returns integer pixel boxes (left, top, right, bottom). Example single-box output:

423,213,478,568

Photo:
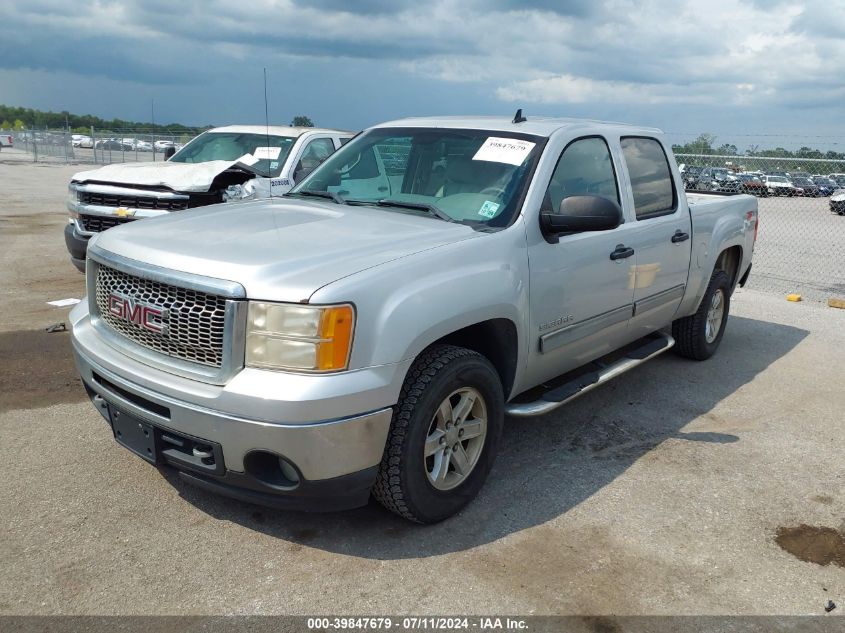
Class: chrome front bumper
70,303,405,509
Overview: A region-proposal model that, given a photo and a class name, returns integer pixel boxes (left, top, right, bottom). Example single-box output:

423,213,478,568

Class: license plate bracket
109,407,158,464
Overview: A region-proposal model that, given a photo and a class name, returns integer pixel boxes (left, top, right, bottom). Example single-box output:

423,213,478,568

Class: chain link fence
3,126,844,303
1,127,203,165
673,152,845,303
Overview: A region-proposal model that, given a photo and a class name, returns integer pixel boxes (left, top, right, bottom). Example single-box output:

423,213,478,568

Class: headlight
223,180,257,202
68,184,80,218
246,302,355,372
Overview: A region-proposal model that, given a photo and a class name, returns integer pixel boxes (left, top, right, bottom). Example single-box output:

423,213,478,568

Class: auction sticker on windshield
253,146,282,160
473,137,536,166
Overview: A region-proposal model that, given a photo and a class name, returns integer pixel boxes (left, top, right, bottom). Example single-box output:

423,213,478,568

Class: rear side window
621,137,676,219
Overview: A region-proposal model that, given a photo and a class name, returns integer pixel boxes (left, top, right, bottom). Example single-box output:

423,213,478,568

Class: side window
620,137,676,219
294,138,335,182
544,137,619,214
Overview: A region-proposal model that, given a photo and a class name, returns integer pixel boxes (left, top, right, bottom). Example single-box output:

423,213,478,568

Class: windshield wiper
376,199,456,223
288,189,347,205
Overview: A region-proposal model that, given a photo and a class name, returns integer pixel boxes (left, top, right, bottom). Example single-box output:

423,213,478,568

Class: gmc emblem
108,293,169,334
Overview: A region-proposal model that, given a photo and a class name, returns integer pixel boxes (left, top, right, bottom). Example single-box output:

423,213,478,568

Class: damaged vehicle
65,125,352,271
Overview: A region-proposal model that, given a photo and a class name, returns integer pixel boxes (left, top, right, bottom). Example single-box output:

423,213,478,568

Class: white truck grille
95,265,227,367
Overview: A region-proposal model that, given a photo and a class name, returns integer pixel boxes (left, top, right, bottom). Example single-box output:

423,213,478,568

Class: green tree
291,115,314,127
13,119,24,130
0,120,10,130
759,147,792,158
795,146,823,159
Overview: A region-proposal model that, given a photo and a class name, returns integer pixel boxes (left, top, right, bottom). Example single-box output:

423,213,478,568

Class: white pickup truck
65,125,352,271
70,114,757,523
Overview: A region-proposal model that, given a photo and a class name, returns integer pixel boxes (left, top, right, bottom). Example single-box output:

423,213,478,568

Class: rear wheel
373,345,504,523
672,269,731,361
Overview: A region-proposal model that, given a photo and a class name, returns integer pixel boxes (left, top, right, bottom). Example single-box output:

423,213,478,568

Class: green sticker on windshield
478,200,500,218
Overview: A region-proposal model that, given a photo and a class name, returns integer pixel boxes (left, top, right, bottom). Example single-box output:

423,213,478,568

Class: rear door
620,137,693,338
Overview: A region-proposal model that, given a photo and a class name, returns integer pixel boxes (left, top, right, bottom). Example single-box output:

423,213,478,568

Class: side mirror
163,146,176,160
540,195,622,236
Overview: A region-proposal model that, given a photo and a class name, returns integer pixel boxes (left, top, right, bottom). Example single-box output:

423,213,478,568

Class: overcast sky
1,0,844,149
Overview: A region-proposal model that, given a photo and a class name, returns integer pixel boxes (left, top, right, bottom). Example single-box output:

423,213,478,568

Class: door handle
610,244,635,260
671,230,690,243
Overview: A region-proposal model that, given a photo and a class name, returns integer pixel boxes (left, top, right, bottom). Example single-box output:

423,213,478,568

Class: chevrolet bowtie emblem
114,207,135,217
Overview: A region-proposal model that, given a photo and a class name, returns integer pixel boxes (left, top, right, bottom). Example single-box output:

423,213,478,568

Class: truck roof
371,116,663,138
208,125,353,136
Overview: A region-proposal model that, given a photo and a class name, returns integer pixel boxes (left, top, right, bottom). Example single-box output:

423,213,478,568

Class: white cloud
2,0,845,135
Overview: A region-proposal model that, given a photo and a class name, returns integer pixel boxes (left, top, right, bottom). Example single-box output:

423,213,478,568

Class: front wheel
373,345,504,523
672,269,731,360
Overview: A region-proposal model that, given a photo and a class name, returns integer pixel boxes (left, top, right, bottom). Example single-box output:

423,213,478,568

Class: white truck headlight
246,302,355,372
68,184,80,218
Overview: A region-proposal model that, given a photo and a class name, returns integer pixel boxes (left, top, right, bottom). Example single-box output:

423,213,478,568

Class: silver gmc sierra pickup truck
70,114,758,523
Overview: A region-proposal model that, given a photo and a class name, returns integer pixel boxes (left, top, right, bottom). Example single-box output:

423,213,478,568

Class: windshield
169,132,296,177
290,127,543,227
769,176,788,183
793,178,812,186
815,178,836,185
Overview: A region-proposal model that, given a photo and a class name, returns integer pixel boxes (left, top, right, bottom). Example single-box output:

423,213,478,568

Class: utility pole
151,98,156,161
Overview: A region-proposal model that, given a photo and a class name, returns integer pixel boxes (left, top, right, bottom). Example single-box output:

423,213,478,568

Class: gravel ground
1,161,844,617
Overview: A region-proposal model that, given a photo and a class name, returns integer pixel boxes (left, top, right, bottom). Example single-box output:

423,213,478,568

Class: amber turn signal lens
316,305,354,371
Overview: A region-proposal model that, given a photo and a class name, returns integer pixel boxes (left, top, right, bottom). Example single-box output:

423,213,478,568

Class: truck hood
71,159,262,193
91,198,482,302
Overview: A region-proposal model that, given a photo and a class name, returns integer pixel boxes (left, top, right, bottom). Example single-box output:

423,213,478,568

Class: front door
525,136,637,387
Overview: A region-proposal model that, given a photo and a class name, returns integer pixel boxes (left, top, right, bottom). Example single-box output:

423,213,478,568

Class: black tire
373,344,504,523
672,269,731,361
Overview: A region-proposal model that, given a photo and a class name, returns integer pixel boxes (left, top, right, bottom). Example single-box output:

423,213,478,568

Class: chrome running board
505,333,675,418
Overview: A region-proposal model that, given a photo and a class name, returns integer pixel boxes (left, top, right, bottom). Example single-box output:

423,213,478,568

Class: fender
310,222,531,384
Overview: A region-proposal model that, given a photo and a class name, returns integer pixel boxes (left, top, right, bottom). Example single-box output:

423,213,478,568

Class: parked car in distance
682,165,703,190
830,190,845,215
0,133,12,150
65,125,353,271
121,138,153,151
69,114,758,522
791,176,820,197
154,140,178,151
695,167,739,192
95,139,133,151
762,175,796,196
812,177,838,196
736,174,766,196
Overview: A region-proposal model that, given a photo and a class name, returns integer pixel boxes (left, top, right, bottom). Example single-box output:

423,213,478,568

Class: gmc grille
95,265,228,368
